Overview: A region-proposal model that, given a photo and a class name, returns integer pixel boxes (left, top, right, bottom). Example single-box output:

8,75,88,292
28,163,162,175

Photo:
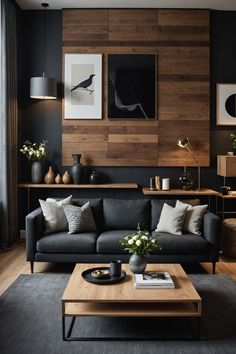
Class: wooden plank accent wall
62,9,209,167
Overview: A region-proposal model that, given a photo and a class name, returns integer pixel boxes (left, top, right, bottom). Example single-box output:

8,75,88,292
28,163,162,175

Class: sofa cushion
103,199,150,230
151,200,176,231
156,203,188,235
39,195,72,234
176,200,208,235
97,230,137,254
151,231,209,255
151,199,200,231
73,198,103,230
37,232,99,254
63,203,97,234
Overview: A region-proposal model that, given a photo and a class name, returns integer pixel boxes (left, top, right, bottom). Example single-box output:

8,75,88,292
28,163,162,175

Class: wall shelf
142,188,219,196
18,183,138,189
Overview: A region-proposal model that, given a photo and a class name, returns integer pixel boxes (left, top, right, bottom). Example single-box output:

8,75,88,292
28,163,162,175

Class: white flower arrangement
20,140,47,161
120,224,158,255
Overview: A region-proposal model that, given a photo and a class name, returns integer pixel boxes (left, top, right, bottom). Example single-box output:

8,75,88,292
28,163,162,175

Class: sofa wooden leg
30,261,34,274
212,262,216,274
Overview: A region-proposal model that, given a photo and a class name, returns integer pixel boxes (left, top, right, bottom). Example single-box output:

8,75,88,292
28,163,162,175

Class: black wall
18,9,236,218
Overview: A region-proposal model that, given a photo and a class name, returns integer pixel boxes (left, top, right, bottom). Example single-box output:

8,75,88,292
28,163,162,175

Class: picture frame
108,54,156,120
64,54,102,119
217,83,236,125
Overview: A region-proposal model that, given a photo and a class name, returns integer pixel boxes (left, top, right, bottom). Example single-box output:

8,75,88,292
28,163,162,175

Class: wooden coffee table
61,263,202,341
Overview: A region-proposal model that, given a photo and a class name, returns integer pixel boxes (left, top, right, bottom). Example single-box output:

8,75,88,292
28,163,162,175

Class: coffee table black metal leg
187,317,201,340
62,316,76,341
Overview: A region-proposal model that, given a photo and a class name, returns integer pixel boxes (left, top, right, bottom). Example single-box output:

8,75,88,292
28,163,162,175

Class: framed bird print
108,54,156,120
64,54,102,119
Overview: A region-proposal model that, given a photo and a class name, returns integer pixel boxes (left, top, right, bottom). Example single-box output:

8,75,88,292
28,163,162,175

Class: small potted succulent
120,224,158,273
229,133,236,155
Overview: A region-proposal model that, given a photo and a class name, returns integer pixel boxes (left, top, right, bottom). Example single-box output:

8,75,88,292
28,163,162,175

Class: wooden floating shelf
18,183,139,189
142,187,219,196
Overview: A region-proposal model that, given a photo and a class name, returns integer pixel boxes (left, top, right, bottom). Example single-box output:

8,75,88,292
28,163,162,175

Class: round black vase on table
89,169,101,184
71,154,83,184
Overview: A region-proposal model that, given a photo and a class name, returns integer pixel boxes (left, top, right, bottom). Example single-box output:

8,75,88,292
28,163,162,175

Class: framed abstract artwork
217,83,236,125
108,54,156,120
64,54,102,119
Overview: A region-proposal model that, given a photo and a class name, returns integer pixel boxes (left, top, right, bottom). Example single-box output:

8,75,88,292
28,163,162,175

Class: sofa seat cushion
37,232,99,254
151,231,210,255
97,230,137,254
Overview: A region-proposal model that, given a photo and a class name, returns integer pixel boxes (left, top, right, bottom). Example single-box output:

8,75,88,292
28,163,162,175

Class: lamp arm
185,145,200,166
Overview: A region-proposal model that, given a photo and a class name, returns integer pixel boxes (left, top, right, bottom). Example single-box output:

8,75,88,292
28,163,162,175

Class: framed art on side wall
217,83,236,125
64,54,102,119
108,54,156,120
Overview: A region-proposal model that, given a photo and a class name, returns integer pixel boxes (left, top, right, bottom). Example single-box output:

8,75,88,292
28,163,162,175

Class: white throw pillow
156,203,188,235
176,200,208,235
39,195,72,234
63,202,97,234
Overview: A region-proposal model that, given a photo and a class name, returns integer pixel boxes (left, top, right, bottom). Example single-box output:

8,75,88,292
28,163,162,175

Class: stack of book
134,271,175,289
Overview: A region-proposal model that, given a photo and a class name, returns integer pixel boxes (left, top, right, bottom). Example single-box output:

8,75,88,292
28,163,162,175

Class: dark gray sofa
26,198,221,274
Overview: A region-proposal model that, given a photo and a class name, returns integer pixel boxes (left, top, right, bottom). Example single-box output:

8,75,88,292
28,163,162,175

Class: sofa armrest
26,208,44,261
203,212,221,258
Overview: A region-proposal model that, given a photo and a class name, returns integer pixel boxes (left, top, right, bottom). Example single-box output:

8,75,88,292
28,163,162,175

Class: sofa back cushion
73,198,103,231
103,199,150,231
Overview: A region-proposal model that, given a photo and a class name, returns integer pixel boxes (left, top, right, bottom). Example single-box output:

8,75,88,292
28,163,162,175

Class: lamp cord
185,145,200,166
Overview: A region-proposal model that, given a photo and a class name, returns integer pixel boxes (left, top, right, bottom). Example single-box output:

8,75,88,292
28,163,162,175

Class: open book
134,271,175,288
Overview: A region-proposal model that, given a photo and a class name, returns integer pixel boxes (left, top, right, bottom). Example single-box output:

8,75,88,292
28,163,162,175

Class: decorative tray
81,267,126,285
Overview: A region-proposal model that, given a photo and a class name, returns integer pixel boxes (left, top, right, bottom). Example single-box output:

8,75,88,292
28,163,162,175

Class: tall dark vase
31,161,43,184
71,154,83,184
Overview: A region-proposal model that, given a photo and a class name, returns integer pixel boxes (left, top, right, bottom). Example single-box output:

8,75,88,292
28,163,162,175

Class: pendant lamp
30,3,57,99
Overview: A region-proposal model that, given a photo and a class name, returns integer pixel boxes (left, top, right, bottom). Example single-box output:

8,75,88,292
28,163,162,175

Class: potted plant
229,133,236,155
20,140,47,183
120,224,159,273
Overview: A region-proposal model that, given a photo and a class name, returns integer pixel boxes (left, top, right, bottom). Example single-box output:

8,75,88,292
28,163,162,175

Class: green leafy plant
20,140,47,161
120,224,159,255
229,133,236,152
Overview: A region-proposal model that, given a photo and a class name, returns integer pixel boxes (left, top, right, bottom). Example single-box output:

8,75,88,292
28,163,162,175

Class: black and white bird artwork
71,74,95,94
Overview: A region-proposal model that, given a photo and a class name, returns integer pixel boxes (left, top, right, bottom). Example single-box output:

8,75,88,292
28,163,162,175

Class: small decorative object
229,133,236,155
155,176,161,190
110,260,122,277
44,166,55,184
149,177,155,191
219,186,231,195
178,167,194,191
71,154,83,184
55,173,62,184
20,140,47,184
89,169,101,184
91,269,110,279
162,178,170,191
62,170,71,184
120,224,158,274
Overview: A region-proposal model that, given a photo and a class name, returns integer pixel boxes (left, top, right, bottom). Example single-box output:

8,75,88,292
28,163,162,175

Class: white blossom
128,239,134,245
136,240,142,246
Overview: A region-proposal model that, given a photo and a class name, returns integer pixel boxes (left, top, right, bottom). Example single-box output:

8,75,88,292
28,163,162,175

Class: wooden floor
0,242,236,295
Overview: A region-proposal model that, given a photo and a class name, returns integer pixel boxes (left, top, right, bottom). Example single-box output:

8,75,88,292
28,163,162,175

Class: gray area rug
0,273,236,354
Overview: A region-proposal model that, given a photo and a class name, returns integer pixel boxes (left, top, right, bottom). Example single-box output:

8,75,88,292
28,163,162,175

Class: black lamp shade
30,76,57,99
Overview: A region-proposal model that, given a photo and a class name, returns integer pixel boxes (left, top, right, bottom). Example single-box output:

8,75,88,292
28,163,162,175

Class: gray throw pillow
176,200,208,235
156,203,188,235
39,195,72,234
63,202,97,234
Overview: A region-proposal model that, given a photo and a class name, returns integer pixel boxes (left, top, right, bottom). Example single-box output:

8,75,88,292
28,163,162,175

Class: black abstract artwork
108,54,156,119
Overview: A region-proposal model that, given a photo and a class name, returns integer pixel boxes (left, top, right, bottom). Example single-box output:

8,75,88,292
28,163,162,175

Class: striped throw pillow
63,202,97,234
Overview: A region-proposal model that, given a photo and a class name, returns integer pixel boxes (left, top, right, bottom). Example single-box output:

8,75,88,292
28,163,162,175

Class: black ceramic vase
31,161,43,184
89,169,101,184
71,154,83,184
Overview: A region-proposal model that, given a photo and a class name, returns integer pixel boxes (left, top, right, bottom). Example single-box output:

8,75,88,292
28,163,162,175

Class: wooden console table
18,183,138,212
142,188,219,211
